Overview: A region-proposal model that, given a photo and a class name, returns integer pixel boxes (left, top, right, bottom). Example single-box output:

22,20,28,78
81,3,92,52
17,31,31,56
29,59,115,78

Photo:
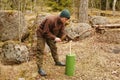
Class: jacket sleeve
42,19,56,40
59,25,66,40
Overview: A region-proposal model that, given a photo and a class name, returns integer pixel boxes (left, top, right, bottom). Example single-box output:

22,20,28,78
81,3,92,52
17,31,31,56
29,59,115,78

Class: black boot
55,62,66,66
38,69,47,76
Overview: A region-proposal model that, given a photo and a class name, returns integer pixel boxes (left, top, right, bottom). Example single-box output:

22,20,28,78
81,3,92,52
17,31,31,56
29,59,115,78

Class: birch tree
79,0,89,23
106,0,110,10
112,0,117,16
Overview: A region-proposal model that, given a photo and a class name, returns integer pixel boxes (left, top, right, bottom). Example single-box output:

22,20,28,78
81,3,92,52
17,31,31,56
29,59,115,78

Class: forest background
0,0,120,80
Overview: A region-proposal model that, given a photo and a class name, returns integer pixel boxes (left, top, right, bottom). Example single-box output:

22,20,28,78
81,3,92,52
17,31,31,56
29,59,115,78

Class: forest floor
0,10,120,80
0,35,120,80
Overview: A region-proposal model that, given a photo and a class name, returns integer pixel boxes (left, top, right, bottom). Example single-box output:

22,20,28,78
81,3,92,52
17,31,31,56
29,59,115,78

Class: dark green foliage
46,0,72,11
101,0,106,10
0,0,120,11
89,0,120,11
116,0,120,10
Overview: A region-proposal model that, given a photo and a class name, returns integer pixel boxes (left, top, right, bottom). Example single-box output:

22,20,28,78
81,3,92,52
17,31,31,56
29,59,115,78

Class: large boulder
0,10,28,41
89,16,109,25
65,23,92,41
1,41,29,65
22,13,50,41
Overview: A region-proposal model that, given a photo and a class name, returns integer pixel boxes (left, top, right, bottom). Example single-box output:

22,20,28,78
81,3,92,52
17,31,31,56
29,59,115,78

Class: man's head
60,9,70,19
60,9,70,23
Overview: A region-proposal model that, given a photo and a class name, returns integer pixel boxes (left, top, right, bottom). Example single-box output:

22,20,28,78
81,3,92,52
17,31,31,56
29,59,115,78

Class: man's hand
54,37,61,42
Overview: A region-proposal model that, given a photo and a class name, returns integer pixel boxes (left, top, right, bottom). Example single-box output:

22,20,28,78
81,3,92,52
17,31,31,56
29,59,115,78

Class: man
36,9,70,76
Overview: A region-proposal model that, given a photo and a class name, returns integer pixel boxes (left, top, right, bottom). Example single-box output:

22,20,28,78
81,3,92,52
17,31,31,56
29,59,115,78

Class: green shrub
46,0,72,11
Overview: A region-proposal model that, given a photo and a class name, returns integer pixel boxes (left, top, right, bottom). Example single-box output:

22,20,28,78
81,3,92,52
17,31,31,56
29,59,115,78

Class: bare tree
112,0,117,16
106,0,110,10
79,0,89,23
89,0,94,12
73,0,80,20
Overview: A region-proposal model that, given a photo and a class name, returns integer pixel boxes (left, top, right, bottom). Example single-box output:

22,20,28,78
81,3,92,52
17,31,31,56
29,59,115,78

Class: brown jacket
36,15,66,40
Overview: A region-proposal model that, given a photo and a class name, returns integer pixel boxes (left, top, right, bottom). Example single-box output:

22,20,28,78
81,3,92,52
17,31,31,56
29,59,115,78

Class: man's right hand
54,37,61,42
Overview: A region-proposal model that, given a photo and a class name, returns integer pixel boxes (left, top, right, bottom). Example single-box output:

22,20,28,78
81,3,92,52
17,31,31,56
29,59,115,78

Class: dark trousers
36,37,59,69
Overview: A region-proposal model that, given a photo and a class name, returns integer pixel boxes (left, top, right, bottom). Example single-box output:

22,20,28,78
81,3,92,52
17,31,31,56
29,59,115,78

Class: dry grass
0,35,120,80
0,10,120,80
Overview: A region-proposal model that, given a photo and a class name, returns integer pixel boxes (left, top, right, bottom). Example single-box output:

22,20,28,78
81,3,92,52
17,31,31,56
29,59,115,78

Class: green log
65,54,75,76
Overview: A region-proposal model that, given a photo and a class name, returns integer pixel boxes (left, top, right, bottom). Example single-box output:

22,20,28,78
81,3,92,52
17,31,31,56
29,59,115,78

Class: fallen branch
92,24,120,29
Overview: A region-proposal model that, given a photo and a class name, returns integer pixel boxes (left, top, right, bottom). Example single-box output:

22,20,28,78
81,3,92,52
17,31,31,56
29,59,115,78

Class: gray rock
65,23,92,40
90,16,109,25
0,10,28,41
1,41,29,65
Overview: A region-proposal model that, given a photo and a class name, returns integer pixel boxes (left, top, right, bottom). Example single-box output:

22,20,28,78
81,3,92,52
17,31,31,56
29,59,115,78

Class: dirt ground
0,35,120,80
0,10,120,80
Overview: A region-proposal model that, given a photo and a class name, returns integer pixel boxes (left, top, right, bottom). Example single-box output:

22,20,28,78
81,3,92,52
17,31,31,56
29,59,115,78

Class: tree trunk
101,0,106,10
39,0,44,11
73,0,80,20
90,0,94,13
106,0,110,10
33,0,36,12
112,0,117,16
79,0,89,23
